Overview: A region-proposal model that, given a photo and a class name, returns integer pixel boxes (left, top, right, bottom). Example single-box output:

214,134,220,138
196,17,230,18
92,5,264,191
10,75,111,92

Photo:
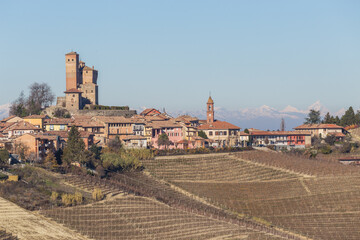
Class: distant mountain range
1,101,346,131
165,101,347,131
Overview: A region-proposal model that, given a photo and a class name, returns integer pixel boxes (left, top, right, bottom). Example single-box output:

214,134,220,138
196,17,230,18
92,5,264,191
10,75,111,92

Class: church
198,96,241,147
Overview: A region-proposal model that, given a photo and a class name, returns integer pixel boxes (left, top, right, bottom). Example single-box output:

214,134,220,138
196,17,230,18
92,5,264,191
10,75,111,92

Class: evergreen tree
335,116,341,125
340,106,356,127
323,112,332,124
62,126,85,165
198,130,208,139
157,133,172,149
304,109,321,124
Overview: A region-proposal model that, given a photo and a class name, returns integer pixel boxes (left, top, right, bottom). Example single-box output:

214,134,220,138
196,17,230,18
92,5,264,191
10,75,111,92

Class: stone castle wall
70,109,137,117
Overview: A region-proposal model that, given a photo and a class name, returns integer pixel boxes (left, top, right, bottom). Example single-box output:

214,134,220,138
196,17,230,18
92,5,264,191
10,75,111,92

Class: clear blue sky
1,0,359,113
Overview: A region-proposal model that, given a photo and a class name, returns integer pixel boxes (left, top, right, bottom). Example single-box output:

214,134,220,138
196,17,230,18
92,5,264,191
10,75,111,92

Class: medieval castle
56,51,99,110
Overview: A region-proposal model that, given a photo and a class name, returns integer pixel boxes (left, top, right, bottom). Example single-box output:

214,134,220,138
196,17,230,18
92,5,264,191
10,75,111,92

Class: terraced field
42,194,284,240
142,152,360,240
142,153,303,183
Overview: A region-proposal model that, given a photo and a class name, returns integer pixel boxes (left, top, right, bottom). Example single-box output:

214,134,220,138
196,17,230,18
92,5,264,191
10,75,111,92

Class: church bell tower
207,96,214,123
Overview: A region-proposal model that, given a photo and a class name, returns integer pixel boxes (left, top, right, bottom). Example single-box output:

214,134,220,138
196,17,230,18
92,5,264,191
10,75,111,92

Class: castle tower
207,96,214,123
65,52,79,90
80,66,99,105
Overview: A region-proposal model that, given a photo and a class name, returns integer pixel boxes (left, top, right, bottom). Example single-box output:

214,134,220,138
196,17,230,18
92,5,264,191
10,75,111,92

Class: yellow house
23,115,49,130
44,118,73,131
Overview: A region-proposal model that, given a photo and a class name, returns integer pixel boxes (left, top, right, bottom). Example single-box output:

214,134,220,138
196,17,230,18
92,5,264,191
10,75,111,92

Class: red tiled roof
64,88,82,93
328,132,346,137
140,108,161,116
66,51,78,55
198,120,240,130
294,124,344,130
1,115,17,122
23,115,48,119
93,116,135,124
46,131,93,139
149,120,182,129
250,131,311,136
44,118,73,125
3,121,40,132
123,135,147,140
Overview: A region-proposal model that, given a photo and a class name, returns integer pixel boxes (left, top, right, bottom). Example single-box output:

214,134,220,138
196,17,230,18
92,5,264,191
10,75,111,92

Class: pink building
151,121,183,149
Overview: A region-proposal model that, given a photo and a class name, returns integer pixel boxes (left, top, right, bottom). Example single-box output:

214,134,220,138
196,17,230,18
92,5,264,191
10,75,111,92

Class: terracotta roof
23,115,48,119
3,121,40,132
294,124,344,130
70,119,104,128
250,131,311,136
0,122,16,131
46,130,94,139
123,135,147,140
149,120,182,129
144,115,169,121
18,133,59,141
240,131,250,136
1,115,17,122
140,108,161,116
198,120,240,130
207,96,214,104
64,88,82,93
83,66,94,71
328,132,346,137
44,118,73,125
93,116,134,124
66,51,78,55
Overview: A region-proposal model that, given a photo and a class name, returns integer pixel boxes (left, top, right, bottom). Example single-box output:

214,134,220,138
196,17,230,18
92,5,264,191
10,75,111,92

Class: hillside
142,151,360,240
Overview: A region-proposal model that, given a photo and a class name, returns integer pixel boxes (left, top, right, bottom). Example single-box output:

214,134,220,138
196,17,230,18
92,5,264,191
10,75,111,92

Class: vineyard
41,194,284,240
142,151,360,240
0,196,88,240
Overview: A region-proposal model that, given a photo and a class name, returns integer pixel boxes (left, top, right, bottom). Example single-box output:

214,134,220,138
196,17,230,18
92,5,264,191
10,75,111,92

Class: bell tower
207,96,214,123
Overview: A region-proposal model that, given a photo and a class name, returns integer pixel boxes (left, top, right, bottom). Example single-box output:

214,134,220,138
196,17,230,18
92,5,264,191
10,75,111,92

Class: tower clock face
209,113,211,116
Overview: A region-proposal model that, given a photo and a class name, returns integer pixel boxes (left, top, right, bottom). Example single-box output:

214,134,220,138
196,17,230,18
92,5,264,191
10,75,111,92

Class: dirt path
0,197,90,240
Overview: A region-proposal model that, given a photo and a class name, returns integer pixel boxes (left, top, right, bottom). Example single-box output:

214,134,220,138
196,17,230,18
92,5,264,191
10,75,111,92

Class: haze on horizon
1,0,359,120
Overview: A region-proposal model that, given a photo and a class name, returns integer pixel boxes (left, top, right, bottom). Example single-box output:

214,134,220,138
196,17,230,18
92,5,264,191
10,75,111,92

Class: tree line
305,107,360,127
9,82,55,117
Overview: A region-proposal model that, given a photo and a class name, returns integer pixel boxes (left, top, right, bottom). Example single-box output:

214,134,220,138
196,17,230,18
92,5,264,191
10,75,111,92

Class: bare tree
27,82,55,115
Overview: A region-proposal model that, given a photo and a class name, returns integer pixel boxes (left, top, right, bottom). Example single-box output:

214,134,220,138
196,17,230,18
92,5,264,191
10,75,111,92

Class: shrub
0,149,9,165
92,188,104,201
50,191,59,202
61,193,76,206
320,145,332,154
74,192,83,204
340,142,352,153
324,135,337,145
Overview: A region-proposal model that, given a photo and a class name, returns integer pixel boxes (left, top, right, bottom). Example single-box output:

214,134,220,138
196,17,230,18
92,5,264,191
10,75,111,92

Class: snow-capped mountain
163,101,346,130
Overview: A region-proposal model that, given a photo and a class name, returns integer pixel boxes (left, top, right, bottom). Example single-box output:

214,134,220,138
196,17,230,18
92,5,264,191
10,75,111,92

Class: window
224,131,227,135
209,131,213,136
68,59,70,61
73,94,75,97
72,59,74,61
50,125,54,130
60,125,65,130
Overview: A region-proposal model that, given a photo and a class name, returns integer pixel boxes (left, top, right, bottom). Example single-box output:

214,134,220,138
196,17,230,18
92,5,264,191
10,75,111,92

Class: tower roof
65,51,78,55
64,88,82,93
207,96,214,104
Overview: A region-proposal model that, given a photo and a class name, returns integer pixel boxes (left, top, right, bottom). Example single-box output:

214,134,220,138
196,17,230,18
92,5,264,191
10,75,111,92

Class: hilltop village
0,52,348,160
